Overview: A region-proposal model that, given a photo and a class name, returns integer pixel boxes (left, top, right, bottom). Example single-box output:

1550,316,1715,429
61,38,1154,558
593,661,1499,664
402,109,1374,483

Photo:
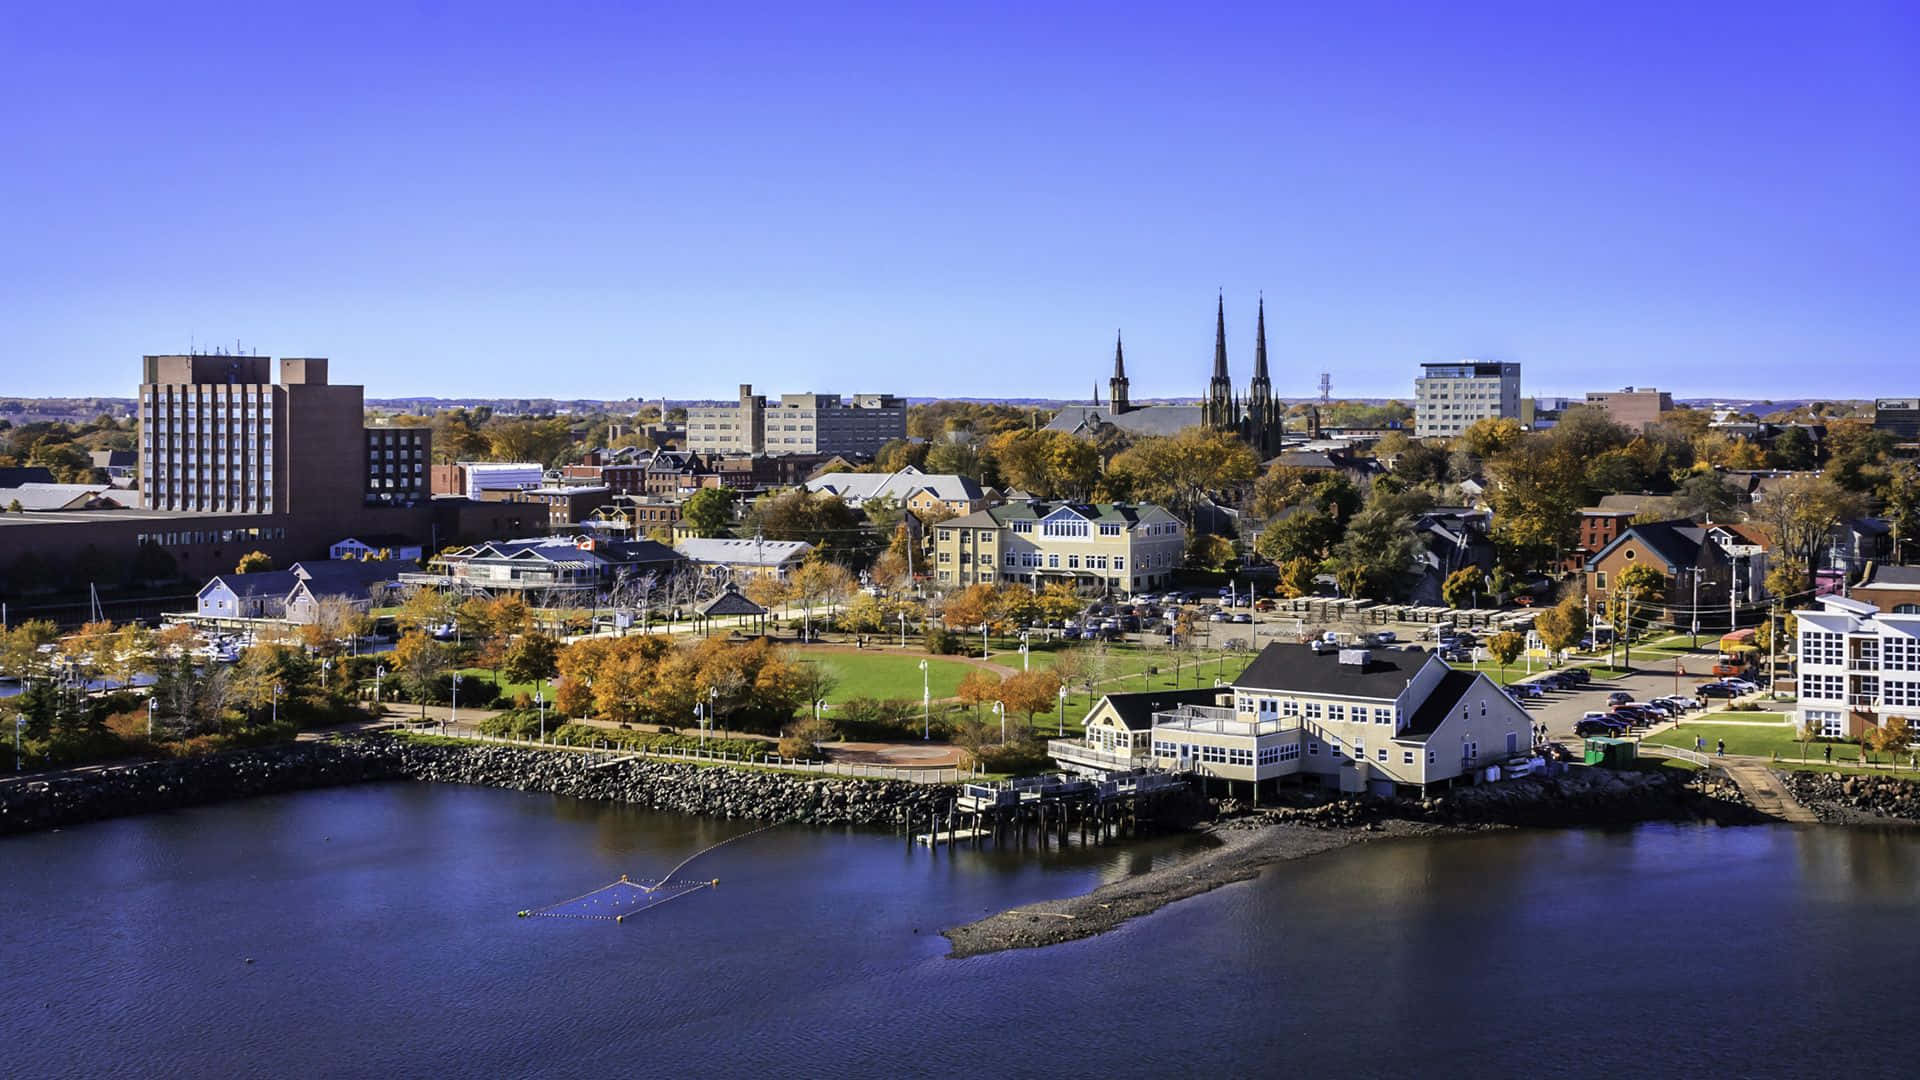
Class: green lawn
454,666,542,701
1645,720,1803,759
810,652,977,704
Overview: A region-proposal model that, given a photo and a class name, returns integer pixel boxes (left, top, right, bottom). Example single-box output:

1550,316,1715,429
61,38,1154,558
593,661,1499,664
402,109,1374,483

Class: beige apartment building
931,500,1185,595
1586,386,1674,431
686,384,906,457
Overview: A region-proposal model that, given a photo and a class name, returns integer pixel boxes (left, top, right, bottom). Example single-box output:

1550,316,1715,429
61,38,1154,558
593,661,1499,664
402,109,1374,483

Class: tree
1104,427,1258,522
1484,441,1585,571
680,487,738,538
1035,581,1083,625
392,632,451,720
501,632,561,691
1274,557,1318,599
1607,563,1666,670
396,586,455,634
1487,630,1525,670
1185,532,1237,572
1671,473,1743,521
778,711,835,759
1459,417,1524,461
744,489,861,556
106,623,153,692
1534,594,1588,654
1768,426,1818,470
1253,508,1342,564
1880,461,1920,565
996,669,1063,730
1324,503,1424,601
234,550,274,574
1753,474,1865,579
839,591,886,635
955,668,1002,718
485,417,574,467
1442,567,1486,610
1865,716,1911,766
789,557,856,635
1765,562,1809,606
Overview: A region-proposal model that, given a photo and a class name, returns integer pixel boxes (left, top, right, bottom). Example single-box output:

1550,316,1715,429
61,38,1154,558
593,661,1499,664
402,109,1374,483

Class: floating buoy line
517,823,779,924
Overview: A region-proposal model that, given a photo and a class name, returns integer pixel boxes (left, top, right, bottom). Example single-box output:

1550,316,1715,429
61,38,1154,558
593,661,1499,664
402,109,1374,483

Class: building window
1376,748,1387,762
1801,631,1843,666
1403,751,1414,765
1328,704,1345,723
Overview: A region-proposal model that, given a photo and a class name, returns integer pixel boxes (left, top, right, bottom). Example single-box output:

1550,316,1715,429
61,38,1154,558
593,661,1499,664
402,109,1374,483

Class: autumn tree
392,632,452,719
1185,532,1236,572
501,631,561,693
1442,567,1486,610
1487,630,1526,669
955,668,1003,718
1865,716,1911,766
1274,557,1318,599
234,550,274,574
1607,563,1666,670
1104,427,1258,521
996,669,1064,730
1533,593,1589,654
1753,474,1865,580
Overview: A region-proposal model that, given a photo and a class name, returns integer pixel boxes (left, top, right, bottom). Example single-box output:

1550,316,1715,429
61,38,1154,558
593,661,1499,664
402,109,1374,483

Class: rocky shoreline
1777,771,1920,826
945,765,1766,957
0,736,944,837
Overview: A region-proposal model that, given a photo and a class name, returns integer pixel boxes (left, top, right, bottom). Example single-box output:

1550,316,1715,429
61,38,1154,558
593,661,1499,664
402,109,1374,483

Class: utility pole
1690,568,1700,649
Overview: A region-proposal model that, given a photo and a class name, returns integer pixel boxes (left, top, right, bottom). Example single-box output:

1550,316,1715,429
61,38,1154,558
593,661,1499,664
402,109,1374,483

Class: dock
908,769,1187,850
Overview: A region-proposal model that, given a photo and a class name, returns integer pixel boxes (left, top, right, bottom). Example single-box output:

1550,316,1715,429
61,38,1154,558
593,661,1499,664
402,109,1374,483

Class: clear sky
3,1,1915,402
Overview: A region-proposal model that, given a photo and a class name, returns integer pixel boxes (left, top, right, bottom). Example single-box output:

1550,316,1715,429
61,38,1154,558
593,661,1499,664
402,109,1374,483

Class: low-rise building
410,535,685,595
329,534,426,563
1794,594,1920,738
931,500,1185,595
1851,563,1920,615
195,570,301,620
803,466,992,516
1585,387,1674,431
673,537,813,579
1584,519,1770,631
687,384,906,457
283,560,405,622
431,461,545,500
1050,642,1536,798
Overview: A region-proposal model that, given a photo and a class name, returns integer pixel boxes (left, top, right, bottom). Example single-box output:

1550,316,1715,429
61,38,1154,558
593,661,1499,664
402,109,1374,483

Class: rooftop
1233,642,1430,700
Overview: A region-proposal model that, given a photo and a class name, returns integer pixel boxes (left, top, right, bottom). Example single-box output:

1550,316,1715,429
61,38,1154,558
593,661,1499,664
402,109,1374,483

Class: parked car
1562,669,1591,684
1373,630,1398,644
1231,612,1253,624
1511,682,1545,699
1606,691,1634,707
1439,648,1472,663
1254,599,1275,612
1613,705,1659,726
1208,611,1227,622
1696,682,1740,699
1576,717,1628,736
1721,678,1760,694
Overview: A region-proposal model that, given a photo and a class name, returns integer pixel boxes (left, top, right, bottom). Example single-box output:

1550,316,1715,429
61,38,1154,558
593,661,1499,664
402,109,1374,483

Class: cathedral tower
1109,331,1130,415
1205,294,1236,430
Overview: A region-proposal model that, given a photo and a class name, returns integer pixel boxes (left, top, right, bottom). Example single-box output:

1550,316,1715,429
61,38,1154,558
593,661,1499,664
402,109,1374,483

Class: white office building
1794,594,1920,739
1414,361,1522,438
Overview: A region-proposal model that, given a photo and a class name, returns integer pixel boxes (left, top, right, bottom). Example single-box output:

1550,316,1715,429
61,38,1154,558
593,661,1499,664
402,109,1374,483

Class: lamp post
993,700,1006,744
981,623,990,659
321,657,332,692
899,611,907,648
449,673,461,735
271,683,282,727
147,696,155,738
536,680,546,741
15,715,25,772
708,686,719,739
1057,684,1068,736
919,658,930,740
374,664,386,707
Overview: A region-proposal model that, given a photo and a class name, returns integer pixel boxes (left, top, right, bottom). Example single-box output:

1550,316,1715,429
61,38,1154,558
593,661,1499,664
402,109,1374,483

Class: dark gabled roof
1859,564,1920,588
289,560,405,596
1043,404,1207,438
942,499,1180,530
698,586,767,617
1586,519,1720,573
201,570,300,600
1394,669,1479,743
1094,688,1225,731
1233,642,1430,700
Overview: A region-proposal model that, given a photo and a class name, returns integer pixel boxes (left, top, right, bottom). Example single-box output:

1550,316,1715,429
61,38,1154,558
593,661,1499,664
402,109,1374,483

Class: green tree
680,486,738,538
1534,593,1589,654
1274,557,1318,599
1487,630,1525,671
1607,563,1666,670
1184,532,1237,572
1103,427,1258,522
392,632,451,720
501,632,561,691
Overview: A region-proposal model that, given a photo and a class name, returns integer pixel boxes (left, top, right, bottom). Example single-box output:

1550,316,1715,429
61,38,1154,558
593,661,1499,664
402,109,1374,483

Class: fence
411,726,973,784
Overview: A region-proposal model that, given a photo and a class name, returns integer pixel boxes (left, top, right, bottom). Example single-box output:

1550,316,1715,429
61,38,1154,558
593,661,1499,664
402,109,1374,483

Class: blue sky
3,1,1915,401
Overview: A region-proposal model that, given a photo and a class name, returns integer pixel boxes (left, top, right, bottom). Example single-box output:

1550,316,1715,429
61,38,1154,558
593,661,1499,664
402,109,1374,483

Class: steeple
1247,294,1279,456
1251,295,1271,388
1207,293,1235,429
1108,330,1131,415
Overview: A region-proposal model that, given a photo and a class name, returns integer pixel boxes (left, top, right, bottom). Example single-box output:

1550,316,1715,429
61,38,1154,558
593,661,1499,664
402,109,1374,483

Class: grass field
809,652,977,704
1645,720,1804,759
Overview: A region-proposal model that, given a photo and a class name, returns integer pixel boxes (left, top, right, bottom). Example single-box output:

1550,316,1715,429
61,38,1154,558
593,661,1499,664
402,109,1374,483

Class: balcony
1047,740,1148,774
1153,704,1290,738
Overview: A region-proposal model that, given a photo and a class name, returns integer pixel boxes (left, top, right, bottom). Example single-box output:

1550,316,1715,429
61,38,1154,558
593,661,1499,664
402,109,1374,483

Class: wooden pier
907,769,1187,851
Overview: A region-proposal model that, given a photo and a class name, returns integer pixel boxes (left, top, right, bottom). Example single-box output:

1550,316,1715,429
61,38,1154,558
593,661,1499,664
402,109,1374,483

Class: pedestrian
1824,744,1832,763
1695,735,1705,754
1716,739,1725,757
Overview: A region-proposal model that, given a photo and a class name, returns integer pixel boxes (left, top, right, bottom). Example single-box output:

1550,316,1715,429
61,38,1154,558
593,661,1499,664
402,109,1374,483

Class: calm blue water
3,784,1916,1078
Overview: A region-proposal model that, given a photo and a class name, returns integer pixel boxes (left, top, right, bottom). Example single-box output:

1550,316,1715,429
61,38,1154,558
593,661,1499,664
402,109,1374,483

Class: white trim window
1883,636,1920,672
1804,710,1844,739
1801,630,1843,666
1801,674,1844,702
1883,680,1920,710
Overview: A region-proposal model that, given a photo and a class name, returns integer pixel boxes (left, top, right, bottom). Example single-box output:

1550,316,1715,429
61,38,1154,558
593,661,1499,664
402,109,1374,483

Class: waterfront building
1049,642,1536,798
405,536,685,596
1793,594,1920,739
1413,360,1522,438
930,500,1185,594
673,537,814,579
687,384,906,457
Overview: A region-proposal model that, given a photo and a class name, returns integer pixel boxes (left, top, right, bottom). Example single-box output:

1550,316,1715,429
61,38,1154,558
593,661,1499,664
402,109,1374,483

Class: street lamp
898,611,907,648
993,700,1006,744
919,658,930,740
15,715,25,772
374,664,387,707
147,696,155,738
1057,683,1068,736
981,623,990,658
321,657,333,690
708,686,719,739
271,683,282,726
536,681,546,741
449,673,461,735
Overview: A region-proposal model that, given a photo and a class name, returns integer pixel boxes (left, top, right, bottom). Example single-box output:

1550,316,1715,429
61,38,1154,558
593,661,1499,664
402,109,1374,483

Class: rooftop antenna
1319,373,1332,405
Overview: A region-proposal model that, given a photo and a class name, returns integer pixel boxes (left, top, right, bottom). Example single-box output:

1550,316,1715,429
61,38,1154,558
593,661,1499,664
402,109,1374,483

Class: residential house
1823,518,1892,581
1051,642,1537,798
283,560,404,623
195,570,301,619
1794,594,1920,738
1585,520,1757,632
931,500,1186,595
1565,508,1638,572
1410,507,1496,605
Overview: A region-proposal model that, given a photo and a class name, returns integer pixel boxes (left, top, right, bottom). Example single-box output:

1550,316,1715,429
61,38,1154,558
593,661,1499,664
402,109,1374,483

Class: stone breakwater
1209,766,1762,831
0,738,949,837
1778,771,1920,825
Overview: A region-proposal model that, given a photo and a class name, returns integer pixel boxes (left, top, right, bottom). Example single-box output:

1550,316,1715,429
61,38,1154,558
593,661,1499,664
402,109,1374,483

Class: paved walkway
1717,758,1820,823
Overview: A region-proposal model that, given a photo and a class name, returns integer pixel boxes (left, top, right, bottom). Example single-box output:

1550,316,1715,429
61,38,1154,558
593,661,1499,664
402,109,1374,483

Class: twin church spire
1106,295,1286,458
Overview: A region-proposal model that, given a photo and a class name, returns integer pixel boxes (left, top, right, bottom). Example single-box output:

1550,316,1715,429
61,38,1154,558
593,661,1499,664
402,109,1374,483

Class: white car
1373,630,1398,643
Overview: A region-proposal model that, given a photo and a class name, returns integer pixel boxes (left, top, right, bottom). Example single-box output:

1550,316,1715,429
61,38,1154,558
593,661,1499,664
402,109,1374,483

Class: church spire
1207,292,1234,429
1108,330,1131,415
1252,295,1270,386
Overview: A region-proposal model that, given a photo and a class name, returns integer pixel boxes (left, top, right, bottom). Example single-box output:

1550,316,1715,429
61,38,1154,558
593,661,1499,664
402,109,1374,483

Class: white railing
1153,706,1288,737
1047,740,1145,771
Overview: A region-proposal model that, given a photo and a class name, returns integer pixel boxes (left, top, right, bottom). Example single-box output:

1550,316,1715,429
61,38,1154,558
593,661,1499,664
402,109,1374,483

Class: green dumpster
1583,737,1638,767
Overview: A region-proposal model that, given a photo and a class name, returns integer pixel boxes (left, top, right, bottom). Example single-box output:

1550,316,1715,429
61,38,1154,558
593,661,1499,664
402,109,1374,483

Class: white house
1051,642,1536,798
195,570,301,620
329,534,426,563
1793,593,1920,739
